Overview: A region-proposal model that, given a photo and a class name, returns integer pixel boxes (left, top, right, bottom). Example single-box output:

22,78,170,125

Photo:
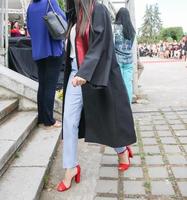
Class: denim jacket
114,24,133,65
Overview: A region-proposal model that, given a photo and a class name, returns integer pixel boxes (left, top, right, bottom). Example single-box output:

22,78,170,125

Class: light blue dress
114,24,134,102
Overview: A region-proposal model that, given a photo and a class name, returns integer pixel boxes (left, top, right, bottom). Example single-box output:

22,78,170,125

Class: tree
159,27,184,42
58,0,65,10
138,5,153,43
153,3,162,37
138,3,162,43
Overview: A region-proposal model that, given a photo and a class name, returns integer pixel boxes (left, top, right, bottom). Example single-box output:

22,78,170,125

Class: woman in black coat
57,0,136,192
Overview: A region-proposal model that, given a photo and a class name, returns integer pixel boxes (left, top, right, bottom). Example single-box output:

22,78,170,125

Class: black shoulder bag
43,0,67,40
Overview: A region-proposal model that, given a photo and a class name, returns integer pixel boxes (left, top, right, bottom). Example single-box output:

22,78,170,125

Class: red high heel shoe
118,146,133,171
57,165,81,192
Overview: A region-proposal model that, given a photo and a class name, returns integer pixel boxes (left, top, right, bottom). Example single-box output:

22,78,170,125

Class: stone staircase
0,66,62,200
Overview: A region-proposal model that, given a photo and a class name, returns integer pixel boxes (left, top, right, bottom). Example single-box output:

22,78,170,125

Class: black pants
36,56,62,126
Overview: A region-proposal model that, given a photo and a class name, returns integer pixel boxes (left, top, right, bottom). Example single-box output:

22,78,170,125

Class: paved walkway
40,59,187,200
136,57,187,108
95,108,187,200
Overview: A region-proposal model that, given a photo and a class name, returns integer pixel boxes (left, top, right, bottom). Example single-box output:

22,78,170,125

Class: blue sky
135,0,187,32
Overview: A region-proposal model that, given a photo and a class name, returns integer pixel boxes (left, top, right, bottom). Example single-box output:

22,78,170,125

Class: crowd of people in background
9,20,187,62
9,21,28,37
138,35,187,60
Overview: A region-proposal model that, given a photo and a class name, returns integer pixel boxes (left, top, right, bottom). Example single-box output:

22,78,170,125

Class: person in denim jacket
114,7,136,102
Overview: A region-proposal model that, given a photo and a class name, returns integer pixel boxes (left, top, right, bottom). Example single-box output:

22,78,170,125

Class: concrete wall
0,65,62,117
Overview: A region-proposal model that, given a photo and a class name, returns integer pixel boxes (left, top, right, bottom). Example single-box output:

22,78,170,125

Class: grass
43,175,50,189
144,181,151,191
56,90,63,101
15,152,20,158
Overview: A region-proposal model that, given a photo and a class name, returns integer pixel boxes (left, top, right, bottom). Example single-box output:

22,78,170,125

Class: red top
75,5,94,67
76,25,90,66
11,28,21,37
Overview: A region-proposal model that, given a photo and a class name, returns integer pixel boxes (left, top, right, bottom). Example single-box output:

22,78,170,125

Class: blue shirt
27,0,66,61
114,24,133,65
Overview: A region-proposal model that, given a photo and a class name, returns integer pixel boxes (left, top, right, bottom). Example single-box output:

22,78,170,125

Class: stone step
0,111,37,175
0,99,18,121
0,126,61,200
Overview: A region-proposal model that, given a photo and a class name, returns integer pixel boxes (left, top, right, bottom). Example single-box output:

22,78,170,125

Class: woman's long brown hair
66,0,94,36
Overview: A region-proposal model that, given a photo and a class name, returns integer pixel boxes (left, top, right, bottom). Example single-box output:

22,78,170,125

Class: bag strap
46,1,49,13
46,0,56,14
50,0,66,29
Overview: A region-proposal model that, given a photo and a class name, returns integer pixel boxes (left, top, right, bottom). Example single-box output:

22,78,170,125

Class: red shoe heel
57,165,81,192
75,165,81,183
118,147,133,171
127,146,133,158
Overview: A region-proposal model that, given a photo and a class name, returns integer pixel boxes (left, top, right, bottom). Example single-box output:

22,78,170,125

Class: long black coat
62,2,136,148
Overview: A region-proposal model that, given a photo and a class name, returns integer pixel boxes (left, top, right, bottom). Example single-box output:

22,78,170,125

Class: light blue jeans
119,63,133,103
62,59,126,169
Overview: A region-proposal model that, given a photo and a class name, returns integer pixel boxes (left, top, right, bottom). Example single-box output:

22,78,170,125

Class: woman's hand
72,76,86,87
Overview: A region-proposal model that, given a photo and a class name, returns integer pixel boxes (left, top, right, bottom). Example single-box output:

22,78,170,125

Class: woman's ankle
65,167,77,176
118,150,129,164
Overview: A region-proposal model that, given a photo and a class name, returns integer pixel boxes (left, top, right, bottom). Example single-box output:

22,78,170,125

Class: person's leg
122,63,133,103
62,59,83,168
63,72,83,169
115,147,126,154
116,63,134,165
137,60,144,79
119,63,133,103
59,59,83,189
36,59,46,124
185,51,187,67
115,146,131,171
42,56,62,126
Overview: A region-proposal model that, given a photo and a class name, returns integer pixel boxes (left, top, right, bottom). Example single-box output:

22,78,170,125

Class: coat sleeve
75,4,111,87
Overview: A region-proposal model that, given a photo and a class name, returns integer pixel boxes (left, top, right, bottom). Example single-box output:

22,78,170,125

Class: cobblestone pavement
41,60,187,200
95,107,187,200
41,106,187,200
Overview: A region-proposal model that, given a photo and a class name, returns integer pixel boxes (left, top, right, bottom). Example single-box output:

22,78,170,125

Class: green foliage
15,152,20,158
166,37,173,43
159,27,184,42
138,3,162,44
43,175,50,189
56,90,63,101
144,182,151,190
138,3,184,44
58,0,65,10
